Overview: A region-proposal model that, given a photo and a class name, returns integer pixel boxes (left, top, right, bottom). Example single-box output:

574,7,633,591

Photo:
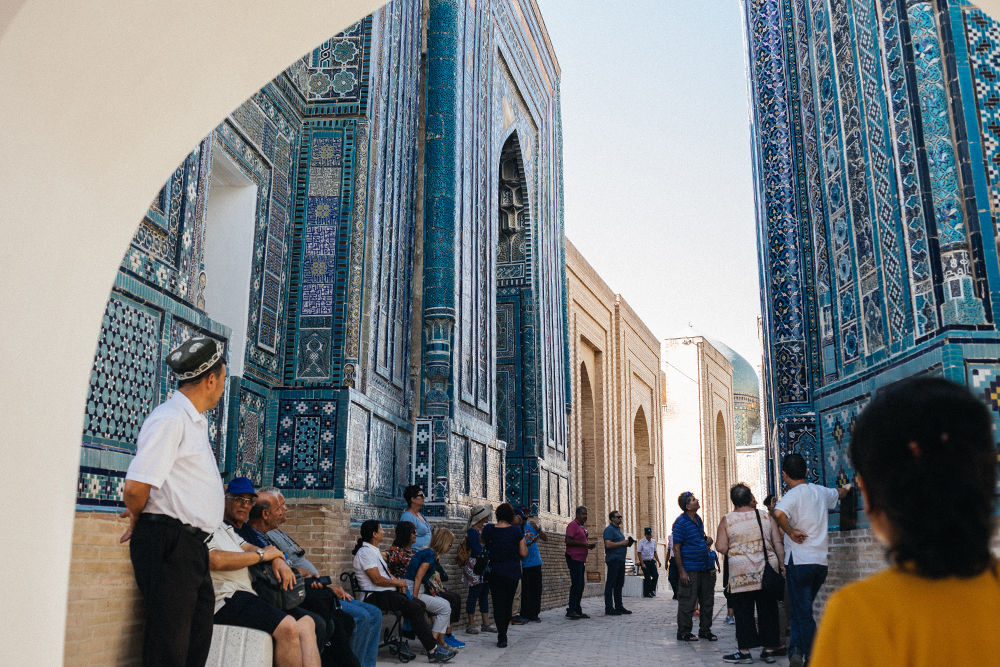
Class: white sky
539,0,763,368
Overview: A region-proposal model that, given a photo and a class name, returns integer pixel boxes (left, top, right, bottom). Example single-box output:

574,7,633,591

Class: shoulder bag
473,526,492,578
251,562,306,611
754,510,785,601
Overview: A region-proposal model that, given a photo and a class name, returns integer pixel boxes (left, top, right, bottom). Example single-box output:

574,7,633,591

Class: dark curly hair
495,503,515,523
393,521,416,548
850,377,997,578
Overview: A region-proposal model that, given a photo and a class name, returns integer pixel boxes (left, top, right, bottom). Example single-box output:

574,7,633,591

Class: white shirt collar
173,390,206,423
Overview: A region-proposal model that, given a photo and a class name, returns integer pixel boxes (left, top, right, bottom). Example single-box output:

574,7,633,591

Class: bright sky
539,0,763,369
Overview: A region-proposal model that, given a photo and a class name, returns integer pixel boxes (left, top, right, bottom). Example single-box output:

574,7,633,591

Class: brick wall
64,512,143,667
61,505,607,666
814,520,1000,620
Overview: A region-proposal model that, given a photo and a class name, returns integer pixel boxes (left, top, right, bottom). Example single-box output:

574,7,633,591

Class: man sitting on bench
209,482,325,667
247,488,379,667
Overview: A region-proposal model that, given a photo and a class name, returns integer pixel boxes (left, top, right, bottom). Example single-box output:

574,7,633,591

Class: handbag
473,526,492,578
251,562,306,611
754,510,785,601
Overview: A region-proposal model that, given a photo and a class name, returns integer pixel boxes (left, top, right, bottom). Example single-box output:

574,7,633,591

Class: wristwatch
256,548,265,564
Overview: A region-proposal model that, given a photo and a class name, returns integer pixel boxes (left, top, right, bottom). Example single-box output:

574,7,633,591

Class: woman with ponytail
351,520,457,663
811,377,1000,666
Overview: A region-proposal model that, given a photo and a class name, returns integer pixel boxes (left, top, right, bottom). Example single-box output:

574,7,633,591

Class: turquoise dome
673,325,760,397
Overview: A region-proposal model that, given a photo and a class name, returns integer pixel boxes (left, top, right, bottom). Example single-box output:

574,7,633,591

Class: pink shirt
565,519,589,562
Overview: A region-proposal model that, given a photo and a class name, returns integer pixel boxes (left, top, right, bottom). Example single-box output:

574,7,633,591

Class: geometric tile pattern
235,387,267,485
967,364,1000,498
77,466,127,508
83,294,161,448
273,398,337,490
964,9,1000,229
878,0,937,337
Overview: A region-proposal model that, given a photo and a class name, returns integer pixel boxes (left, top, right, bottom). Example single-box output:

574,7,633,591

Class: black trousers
565,556,586,614
641,560,659,596
488,574,519,642
363,590,436,652
667,557,680,596
129,519,215,667
301,587,361,667
731,588,780,650
519,565,543,620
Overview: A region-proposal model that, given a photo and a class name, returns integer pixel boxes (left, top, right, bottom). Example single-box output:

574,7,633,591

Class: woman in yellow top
811,377,1000,666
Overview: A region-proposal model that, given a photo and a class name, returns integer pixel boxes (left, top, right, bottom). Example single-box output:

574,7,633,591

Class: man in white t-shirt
772,453,851,667
208,515,323,667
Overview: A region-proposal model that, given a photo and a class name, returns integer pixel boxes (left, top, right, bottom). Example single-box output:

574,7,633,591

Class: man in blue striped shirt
672,492,717,642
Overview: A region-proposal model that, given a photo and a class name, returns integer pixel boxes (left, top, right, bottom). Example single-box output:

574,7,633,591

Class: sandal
698,631,718,641
676,633,699,641
481,624,498,633
465,625,480,634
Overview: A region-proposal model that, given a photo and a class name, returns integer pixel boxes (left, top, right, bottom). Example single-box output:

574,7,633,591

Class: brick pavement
376,590,790,666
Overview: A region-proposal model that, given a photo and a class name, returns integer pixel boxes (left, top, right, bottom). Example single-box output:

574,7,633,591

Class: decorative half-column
907,1,988,325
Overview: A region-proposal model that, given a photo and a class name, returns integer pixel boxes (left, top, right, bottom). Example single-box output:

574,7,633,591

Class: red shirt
565,518,589,562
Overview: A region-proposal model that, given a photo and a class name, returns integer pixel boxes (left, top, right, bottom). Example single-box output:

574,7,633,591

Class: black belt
140,513,212,543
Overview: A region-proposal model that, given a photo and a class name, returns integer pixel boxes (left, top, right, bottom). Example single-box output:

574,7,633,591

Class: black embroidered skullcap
166,337,223,380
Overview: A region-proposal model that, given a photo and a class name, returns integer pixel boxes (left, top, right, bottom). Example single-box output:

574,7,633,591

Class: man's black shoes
617,608,632,615
604,609,621,616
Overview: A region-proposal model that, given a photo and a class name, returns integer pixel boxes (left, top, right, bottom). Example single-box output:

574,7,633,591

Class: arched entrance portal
716,411,729,516
633,406,653,535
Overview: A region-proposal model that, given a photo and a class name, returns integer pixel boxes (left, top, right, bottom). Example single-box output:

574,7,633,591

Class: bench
340,571,413,663
205,624,273,667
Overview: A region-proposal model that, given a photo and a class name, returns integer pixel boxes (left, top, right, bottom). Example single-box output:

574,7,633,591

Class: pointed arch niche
633,406,654,534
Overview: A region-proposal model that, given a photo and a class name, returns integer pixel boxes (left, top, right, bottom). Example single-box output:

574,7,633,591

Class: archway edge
0,1,385,663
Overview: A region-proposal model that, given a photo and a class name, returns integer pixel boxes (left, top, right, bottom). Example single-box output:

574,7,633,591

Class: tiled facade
68,0,575,662
744,0,1000,607
661,330,738,535
565,239,667,574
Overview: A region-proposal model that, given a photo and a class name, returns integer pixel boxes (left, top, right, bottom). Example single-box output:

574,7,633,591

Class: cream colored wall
0,2,384,663
661,336,735,538
566,239,665,569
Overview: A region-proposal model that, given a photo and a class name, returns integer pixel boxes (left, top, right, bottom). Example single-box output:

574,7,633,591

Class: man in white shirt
772,453,851,667
636,527,661,597
121,337,227,667
208,518,322,667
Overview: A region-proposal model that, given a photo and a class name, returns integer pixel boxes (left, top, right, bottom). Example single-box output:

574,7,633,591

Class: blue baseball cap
226,476,258,496
514,506,528,519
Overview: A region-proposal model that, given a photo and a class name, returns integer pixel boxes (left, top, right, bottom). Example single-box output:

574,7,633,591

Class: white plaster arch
0,2,384,662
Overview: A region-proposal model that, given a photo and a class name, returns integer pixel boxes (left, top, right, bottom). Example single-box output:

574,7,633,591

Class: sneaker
481,624,498,633
722,650,753,664
444,634,465,649
398,641,416,660
694,609,700,617
510,616,528,625
529,617,542,623
427,646,456,663
789,652,805,667
759,650,778,664
465,625,480,635
725,615,736,625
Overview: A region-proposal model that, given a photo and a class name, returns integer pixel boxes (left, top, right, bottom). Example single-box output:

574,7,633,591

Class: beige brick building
565,239,666,581
661,328,737,536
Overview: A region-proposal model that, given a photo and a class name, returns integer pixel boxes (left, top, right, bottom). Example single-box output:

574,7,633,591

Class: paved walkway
376,590,790,666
